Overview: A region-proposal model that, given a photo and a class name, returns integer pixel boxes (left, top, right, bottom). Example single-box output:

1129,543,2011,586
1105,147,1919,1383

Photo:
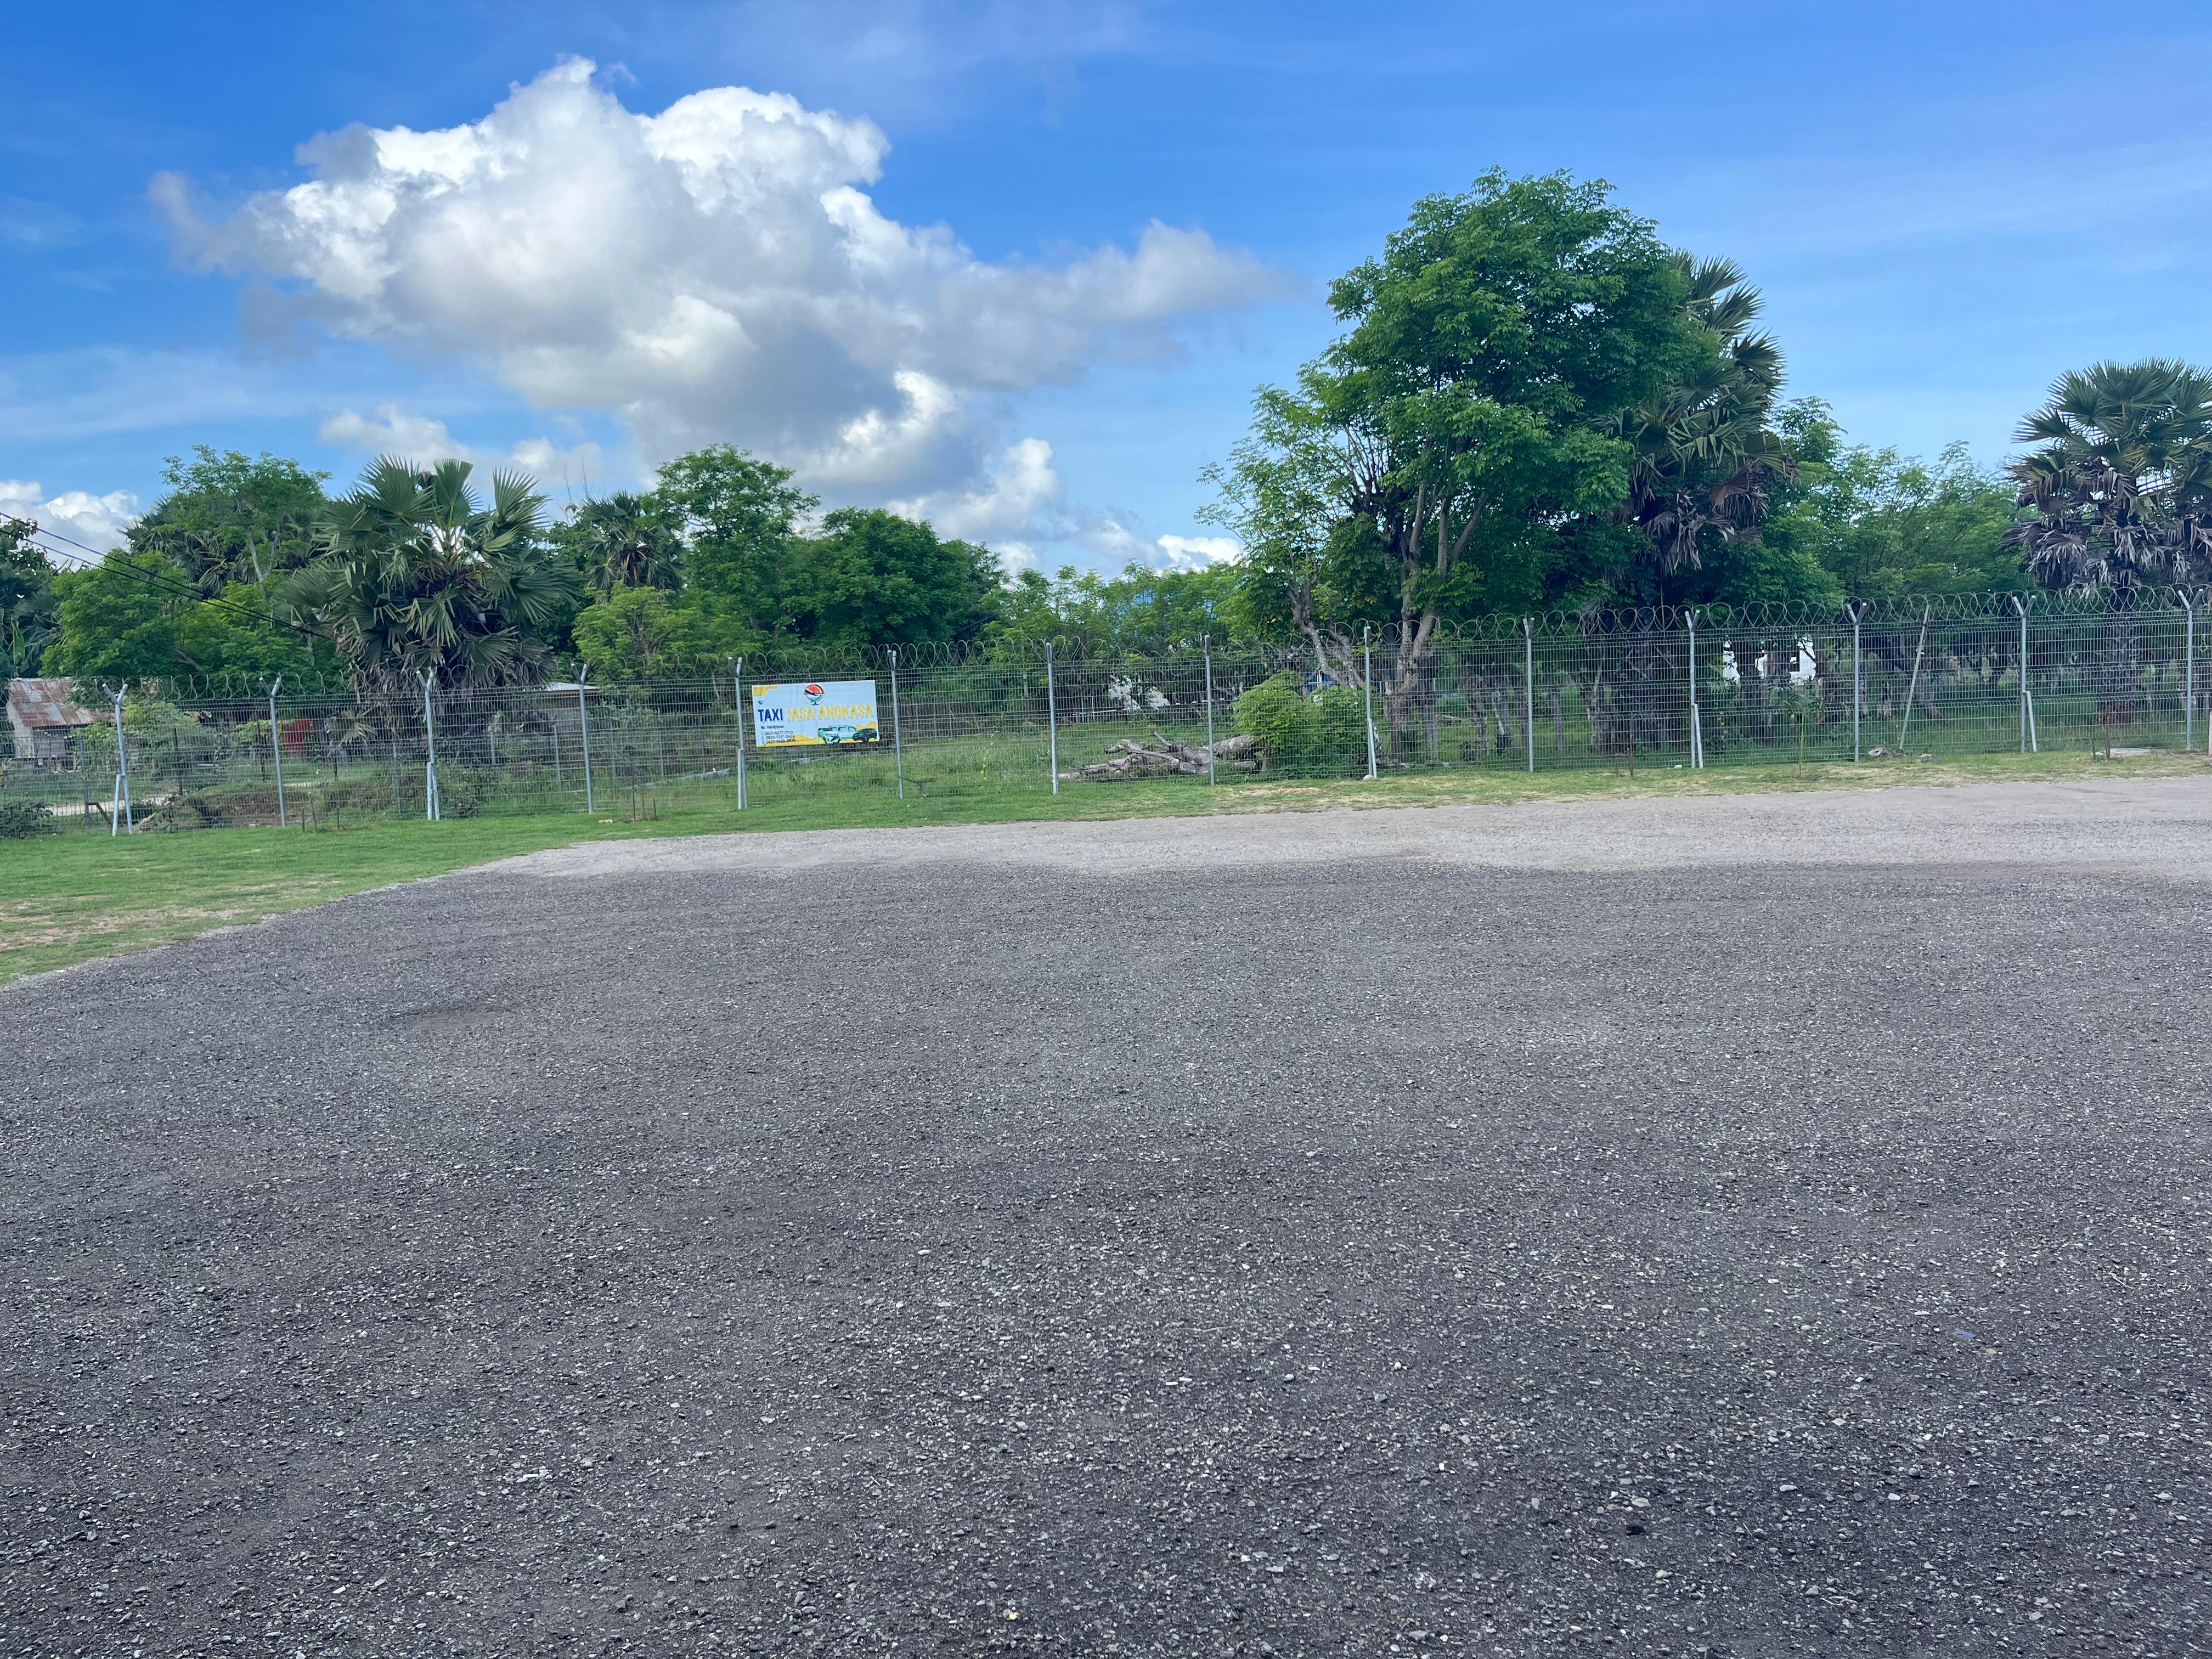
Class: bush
1309,684,1370,763
1233,673,1310,766
0,800,56,838
1233,672,1370,775
432,765,488,819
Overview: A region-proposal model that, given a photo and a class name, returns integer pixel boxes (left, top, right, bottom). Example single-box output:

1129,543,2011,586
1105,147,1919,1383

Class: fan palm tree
1617,254,1793,580
1598,256,1793,751
279,458,579,692
568,493,683,597
2007,360,2212,723
2006,359,2212,592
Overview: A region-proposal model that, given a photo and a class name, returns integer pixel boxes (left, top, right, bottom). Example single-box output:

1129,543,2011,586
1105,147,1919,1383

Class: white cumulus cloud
318,404,610,493
1153,532,1241,568
885,440,1246,572
156,58,1290,519
890,436,1063,543
0,480,140,565
1060,512,1242,572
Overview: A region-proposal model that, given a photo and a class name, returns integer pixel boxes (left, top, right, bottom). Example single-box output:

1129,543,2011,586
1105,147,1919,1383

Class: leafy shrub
1234,672,1369,774
1309,684,1370,762
433,765,488,819
0,800,56,838
1233,674,1309,766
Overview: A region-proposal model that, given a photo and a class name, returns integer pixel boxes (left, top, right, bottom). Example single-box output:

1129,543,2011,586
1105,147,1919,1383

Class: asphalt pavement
3,781,2209,1657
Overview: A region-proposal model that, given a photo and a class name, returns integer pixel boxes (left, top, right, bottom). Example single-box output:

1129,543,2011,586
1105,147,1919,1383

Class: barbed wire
28,580,2212,705
112,584,2203,703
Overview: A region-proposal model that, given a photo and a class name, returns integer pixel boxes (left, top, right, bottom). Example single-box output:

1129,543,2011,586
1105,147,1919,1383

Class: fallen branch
1069,729,1261,782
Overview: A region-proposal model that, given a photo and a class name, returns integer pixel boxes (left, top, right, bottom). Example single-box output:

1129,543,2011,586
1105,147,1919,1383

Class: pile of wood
1070,729,1260,781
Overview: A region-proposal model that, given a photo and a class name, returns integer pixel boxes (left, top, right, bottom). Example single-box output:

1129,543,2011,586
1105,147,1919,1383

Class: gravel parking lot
4,778,2210,1657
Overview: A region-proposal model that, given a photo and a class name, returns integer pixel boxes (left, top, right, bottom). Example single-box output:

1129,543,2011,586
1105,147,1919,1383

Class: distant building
7,678,98,765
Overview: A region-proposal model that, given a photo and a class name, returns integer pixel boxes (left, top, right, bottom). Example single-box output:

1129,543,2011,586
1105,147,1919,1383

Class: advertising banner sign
751,680,882,748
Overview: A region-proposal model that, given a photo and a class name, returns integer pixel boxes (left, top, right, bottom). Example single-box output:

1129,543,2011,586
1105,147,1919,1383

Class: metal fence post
2010,594,2030,753
577,673,595,814
2183,590,2197,753
889,647,905,800
1522,617,1535,773
264,676,286,827
732,657,747,809
1362,624,1378,780
106,686,132,835
421,672,441,821
1045,641,1059,794
1684,610,1700,769
605,682,618,792
1203,633,1217,786
1849,603,1864,762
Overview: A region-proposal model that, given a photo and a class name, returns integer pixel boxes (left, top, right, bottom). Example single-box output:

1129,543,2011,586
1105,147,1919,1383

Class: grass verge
4,744,2205,987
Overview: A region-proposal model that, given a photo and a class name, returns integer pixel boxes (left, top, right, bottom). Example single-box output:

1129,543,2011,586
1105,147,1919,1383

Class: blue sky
9,1,2212,567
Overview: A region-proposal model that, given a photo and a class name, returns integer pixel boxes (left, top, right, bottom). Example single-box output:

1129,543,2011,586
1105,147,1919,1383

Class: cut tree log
1068,729,1262,781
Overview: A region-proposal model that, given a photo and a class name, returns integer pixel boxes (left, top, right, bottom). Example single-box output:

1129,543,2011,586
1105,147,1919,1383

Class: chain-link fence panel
6,589,2207,834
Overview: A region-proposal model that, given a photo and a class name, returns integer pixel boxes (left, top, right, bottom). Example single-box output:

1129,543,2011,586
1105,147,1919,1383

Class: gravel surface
4,779,2210,1657
509,774,2212,882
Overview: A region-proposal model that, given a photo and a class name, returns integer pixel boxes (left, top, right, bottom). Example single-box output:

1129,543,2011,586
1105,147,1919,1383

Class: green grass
4,741,2207,988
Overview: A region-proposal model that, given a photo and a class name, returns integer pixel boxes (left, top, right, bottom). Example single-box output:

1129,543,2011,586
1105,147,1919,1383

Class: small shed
7,678,98,765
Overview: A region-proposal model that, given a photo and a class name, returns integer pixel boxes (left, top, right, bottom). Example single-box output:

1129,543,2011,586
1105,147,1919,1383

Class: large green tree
652,445,816,641
570,584,716,679
572,445,1006,659
280,458,579,689
990,561,1238,658
38,448,335,686
0,520,60,679
783,509,1002,652
171,582,319,681
1211,172,1733,727
41,547,320,686
127,447,329,594
1201,385,1384,652
42,551,184,682
1759,402,2020,599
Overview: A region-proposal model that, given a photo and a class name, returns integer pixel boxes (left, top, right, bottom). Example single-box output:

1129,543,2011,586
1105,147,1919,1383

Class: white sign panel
751,679,882,748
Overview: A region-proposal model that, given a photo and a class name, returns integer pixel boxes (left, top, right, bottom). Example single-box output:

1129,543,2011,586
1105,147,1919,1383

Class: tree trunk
1623,627,1663,754
2101,596,2141,724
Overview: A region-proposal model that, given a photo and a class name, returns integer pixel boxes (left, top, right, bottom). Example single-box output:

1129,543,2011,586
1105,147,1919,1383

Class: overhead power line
1,509,338,650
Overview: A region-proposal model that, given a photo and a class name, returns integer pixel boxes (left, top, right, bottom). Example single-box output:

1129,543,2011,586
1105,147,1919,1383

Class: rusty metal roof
7,678,98,730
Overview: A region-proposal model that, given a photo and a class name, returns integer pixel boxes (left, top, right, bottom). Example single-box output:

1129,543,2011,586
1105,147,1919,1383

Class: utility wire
1,508,338,649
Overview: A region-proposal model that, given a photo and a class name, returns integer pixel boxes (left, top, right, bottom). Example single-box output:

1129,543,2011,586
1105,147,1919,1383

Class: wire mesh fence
6,589,2208,834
